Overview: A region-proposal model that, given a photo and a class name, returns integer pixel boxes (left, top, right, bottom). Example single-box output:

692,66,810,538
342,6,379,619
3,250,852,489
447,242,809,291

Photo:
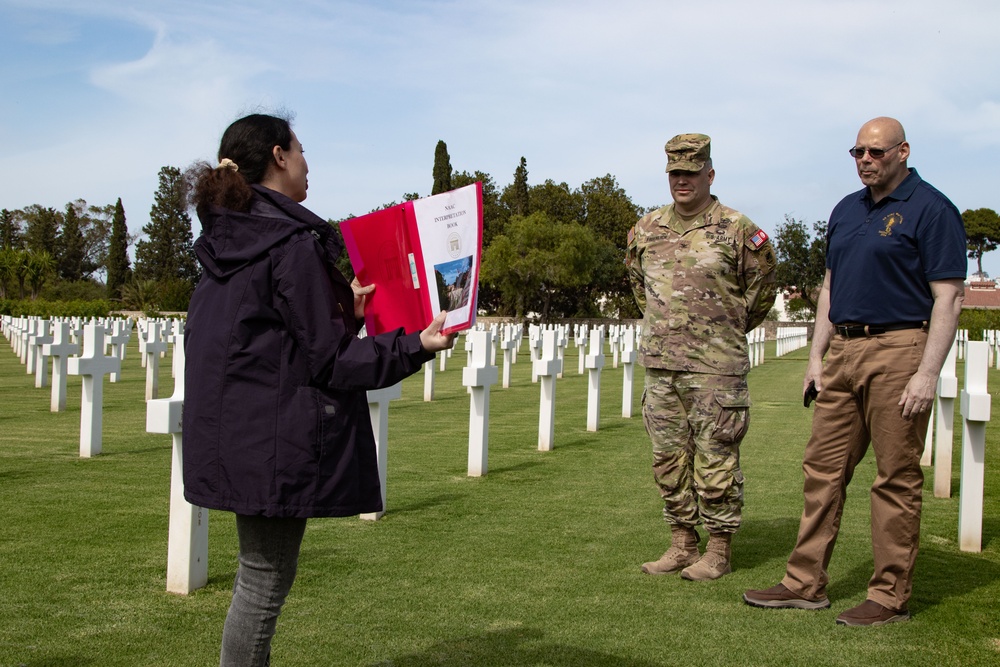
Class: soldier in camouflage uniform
625,134,777,581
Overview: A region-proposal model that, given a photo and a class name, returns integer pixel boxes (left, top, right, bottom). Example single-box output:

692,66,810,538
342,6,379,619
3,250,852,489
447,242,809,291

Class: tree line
336,141,649,320
3,140,997,320
0,165,196,311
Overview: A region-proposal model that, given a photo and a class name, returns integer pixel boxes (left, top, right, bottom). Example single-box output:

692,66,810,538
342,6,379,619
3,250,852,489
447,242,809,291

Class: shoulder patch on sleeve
749,229,769,249
627,226,635,244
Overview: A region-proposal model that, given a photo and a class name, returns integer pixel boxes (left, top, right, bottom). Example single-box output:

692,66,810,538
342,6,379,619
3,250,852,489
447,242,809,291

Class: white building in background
772,289,789,322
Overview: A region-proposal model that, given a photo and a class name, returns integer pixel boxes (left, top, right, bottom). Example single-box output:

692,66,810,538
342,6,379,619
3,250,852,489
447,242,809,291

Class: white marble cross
489,324,499,367
423,358,435,401
462,329,498,476
577,325,588,375
144,320,168,400
610,326,621,369
32,320,53,389
621,328,637,418
22,318,38,371
528,325,542,383
146,335,210,594
108,320,132,382
67,323,121,457
500,326,518,389
535,330,560,451
555,326,567,379
360,382,403,521
43,321,79,412
585,326,606,432
932,339,959,496
958,341,991,552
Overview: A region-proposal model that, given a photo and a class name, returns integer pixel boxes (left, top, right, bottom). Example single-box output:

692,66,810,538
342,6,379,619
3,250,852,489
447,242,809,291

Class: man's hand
803,358,824,398
899,370,937,419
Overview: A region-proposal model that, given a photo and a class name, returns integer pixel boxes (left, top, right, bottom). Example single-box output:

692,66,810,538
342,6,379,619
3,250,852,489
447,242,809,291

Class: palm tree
119,278,160,312
25,250,56,299
0,248,30,299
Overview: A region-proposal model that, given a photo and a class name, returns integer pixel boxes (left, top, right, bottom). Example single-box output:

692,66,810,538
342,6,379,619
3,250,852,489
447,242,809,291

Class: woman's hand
350,278,374,320
419,311,457,353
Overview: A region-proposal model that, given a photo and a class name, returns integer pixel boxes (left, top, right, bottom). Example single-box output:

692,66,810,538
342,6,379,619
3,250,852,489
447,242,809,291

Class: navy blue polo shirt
826,169,966,325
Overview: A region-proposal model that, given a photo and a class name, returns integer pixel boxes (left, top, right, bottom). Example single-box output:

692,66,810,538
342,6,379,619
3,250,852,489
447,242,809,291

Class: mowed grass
1,331,999,666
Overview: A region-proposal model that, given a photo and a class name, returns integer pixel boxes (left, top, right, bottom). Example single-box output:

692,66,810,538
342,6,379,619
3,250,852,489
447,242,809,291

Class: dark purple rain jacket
182,185,434,518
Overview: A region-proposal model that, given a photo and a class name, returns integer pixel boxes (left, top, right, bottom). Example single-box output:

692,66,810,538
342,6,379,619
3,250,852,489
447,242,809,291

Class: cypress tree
513,157,529,217
431,140,452,195
106,198,132,299
57,202,86,281
135,166,198,283
0,209,22,250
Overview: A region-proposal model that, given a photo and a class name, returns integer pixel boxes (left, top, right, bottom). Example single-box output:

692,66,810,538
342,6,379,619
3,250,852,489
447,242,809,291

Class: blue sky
2,0,999,276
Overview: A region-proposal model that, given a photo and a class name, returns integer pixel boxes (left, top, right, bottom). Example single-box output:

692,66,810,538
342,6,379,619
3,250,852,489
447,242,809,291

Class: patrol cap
664,133,711,172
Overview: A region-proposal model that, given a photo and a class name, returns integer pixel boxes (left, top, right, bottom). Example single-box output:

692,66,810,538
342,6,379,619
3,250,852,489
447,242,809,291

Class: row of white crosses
747,327,766,368
774,326,809,357
1,315,185,457
145,319,637,595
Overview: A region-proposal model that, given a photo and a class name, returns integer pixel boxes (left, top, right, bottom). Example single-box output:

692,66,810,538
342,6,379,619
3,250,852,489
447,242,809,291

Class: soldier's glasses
848,142,903,159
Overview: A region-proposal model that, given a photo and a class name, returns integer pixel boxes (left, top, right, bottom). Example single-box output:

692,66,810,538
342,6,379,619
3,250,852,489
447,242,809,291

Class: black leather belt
834,322,926,338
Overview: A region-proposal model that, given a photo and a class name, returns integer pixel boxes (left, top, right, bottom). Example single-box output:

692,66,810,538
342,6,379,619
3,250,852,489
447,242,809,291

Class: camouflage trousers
642,368,751,533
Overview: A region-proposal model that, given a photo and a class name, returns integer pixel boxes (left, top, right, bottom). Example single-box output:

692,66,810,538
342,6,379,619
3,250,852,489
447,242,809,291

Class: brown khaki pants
782,328,929,610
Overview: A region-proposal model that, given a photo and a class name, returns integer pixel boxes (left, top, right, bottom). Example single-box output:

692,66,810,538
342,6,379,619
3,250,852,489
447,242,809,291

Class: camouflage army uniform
626,197,776,533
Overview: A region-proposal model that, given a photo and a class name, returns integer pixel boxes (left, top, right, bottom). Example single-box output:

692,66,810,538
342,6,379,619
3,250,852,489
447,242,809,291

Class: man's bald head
853,117,910,202
859,117,906,146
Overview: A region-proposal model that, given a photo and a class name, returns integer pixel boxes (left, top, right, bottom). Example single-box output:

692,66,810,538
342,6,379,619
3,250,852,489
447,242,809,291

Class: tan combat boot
641,526,700,575
680,532,732,581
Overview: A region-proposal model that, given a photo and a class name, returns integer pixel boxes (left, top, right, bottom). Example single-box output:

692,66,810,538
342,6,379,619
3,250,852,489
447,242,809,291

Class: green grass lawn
1,333,999,666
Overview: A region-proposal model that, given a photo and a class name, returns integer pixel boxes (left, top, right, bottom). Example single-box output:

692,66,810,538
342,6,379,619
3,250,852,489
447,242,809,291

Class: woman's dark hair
189,113,294,219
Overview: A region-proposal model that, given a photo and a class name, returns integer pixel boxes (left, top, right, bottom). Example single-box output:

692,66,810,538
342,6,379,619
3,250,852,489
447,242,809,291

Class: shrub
0,299,112,318
958,308,1000,340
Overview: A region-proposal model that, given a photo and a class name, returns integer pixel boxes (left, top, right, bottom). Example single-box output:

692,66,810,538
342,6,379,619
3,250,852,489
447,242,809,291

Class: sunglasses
848,142,903,159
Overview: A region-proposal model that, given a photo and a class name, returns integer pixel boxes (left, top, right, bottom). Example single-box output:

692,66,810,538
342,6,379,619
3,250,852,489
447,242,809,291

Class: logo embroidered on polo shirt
879,212,903,237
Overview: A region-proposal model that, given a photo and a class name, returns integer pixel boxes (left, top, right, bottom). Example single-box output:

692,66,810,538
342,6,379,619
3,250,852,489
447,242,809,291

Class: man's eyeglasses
848,142,903,159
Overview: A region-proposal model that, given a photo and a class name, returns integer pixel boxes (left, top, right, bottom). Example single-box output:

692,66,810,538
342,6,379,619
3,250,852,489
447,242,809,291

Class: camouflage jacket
625,197,777,374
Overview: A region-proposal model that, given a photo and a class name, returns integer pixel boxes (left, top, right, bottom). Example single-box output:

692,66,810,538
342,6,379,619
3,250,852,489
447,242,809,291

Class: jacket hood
195,185,342,279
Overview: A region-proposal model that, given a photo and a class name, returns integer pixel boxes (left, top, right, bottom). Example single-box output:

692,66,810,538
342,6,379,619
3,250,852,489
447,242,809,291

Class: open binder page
410,182,482,333
340,182,482,335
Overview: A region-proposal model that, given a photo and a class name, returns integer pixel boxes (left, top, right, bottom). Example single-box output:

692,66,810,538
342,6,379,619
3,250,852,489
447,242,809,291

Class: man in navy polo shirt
743,117,966,626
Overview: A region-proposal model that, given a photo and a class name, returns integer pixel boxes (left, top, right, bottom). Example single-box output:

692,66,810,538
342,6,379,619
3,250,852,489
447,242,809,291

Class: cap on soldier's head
664,133,711,173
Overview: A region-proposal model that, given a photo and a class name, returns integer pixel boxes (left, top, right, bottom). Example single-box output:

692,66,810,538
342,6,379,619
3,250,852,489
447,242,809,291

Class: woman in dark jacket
184,113,455,666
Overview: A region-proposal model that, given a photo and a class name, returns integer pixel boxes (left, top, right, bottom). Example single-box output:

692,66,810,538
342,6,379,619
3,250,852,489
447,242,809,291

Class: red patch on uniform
627,227,635,244
750,230,768,249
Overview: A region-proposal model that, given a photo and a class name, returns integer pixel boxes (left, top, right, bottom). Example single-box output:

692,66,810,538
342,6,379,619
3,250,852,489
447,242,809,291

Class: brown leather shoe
743,583,831,610
835,600,910,626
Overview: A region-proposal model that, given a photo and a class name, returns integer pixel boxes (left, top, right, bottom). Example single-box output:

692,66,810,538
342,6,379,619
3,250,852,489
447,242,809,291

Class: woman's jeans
220,514,308,667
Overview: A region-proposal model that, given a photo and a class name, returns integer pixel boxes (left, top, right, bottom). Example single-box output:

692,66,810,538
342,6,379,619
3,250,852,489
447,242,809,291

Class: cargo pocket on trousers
712,388,751,445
